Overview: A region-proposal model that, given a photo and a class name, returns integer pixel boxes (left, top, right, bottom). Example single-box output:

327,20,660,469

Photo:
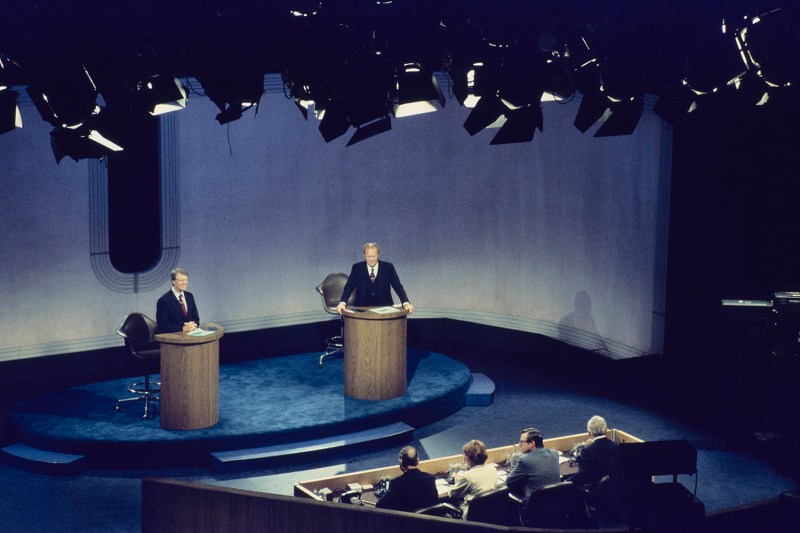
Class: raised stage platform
2,349,474,473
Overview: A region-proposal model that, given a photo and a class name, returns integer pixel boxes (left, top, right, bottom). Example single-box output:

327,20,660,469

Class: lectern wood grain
343,309,407,400
154,324,223,430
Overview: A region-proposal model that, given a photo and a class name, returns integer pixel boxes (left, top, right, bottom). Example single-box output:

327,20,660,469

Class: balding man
376,446,437,512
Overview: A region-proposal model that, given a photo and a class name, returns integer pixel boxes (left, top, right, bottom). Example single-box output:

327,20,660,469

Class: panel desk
294,429,643,504
154,323,224,430
342,306,407,400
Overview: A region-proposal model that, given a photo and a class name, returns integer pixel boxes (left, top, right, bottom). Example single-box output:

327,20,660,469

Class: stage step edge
210,421,414,471
466,373,495,406
0,443,87,476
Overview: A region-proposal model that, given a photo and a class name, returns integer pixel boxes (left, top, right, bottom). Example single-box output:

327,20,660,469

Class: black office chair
315,273,354,367
464,486,517,526
414,502,462,519
115,313,160,419
585,474,639,528
519,481,589,529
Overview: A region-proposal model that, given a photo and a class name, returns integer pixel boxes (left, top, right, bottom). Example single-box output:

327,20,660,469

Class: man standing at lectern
156,268,200,333
336,242,414,315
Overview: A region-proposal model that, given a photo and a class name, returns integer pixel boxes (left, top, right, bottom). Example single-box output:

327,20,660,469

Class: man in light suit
156,268,200,333
336,242,413,314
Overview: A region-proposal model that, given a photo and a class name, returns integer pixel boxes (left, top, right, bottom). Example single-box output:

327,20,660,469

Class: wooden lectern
342,308,407,400
154,324,224,430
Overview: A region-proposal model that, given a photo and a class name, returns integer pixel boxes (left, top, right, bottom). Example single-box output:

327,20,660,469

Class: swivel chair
415,502,462,519
115,312,160,419
518,481,589,529
315,273,354,367
464,486,517,526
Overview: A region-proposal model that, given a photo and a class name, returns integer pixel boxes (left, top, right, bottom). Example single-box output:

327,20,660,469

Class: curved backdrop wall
0,86,671,361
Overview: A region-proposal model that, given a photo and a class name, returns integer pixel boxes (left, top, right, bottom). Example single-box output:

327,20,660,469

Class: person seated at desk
448,439,498,519
570,415,620,486
375,446,438,513
505,427,560,501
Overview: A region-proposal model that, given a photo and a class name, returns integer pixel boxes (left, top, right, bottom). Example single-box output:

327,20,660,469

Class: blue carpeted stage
4,350,471,471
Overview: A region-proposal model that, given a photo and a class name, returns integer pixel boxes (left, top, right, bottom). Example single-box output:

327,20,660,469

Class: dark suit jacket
156,290,200,333
339,260,409,307
375,468,438,512
573,436,620,486
505,447,561,500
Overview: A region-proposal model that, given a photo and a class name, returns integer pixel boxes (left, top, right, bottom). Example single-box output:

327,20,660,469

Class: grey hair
362,242,380,254
587,415,607,437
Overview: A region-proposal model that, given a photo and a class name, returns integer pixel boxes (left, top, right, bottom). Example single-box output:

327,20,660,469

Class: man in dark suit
156,268,200,333
336,242,413,314
572,415,620,486
376,446,438,512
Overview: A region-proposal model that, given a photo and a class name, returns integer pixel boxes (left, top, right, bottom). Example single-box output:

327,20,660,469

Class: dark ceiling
2,1,799,125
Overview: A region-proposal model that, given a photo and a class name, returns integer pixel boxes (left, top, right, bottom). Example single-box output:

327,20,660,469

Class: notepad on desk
188,328,215,337
369,306,402,314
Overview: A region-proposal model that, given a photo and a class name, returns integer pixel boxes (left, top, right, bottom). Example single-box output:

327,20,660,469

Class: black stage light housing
393,62,445,118
346,115,391,146
463,93,507,136
490,105,542,145
0,90,22,134
594,96,644,137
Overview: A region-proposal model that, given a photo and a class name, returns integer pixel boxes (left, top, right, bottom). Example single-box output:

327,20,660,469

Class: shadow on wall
558,290,608,355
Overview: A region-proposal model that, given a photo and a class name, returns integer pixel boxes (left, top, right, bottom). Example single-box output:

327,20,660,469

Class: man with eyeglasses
505,427,560,501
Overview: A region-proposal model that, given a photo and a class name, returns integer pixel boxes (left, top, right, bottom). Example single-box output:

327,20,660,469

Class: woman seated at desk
448,439,499,519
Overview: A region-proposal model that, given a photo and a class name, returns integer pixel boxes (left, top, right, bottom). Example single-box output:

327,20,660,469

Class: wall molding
88,114,181,293
0,308,645,362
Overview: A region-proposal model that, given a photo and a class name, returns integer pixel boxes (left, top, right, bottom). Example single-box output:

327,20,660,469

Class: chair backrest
415,502,462,519
524,481,588,529
316,273,355,314
117,313,160,359
465,486,515,526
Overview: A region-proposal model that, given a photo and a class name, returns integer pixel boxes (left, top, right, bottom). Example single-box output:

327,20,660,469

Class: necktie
179,294,188,317
370,267,375,282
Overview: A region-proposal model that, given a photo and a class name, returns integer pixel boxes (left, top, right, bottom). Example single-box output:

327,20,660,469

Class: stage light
286,0,323,18
490,105,542,145
199,70,265,125
26,66,99,127
574,89,608,133
48,106,126,163
740,8,799,90
593,96,644,137
318,102,350,142
463,92,507,136
50,123,123,164
133,75,187,116
393,62,445,118
453,61,492,108
0,90,22,134
317,49,392,143
653,82,698,125
346,115,391,146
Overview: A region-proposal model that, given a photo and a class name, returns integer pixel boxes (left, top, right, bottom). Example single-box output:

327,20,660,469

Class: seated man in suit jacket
336,242,414,314
376,446,438,512
506,427,561,501
571,415,620,486
156,268,200,333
